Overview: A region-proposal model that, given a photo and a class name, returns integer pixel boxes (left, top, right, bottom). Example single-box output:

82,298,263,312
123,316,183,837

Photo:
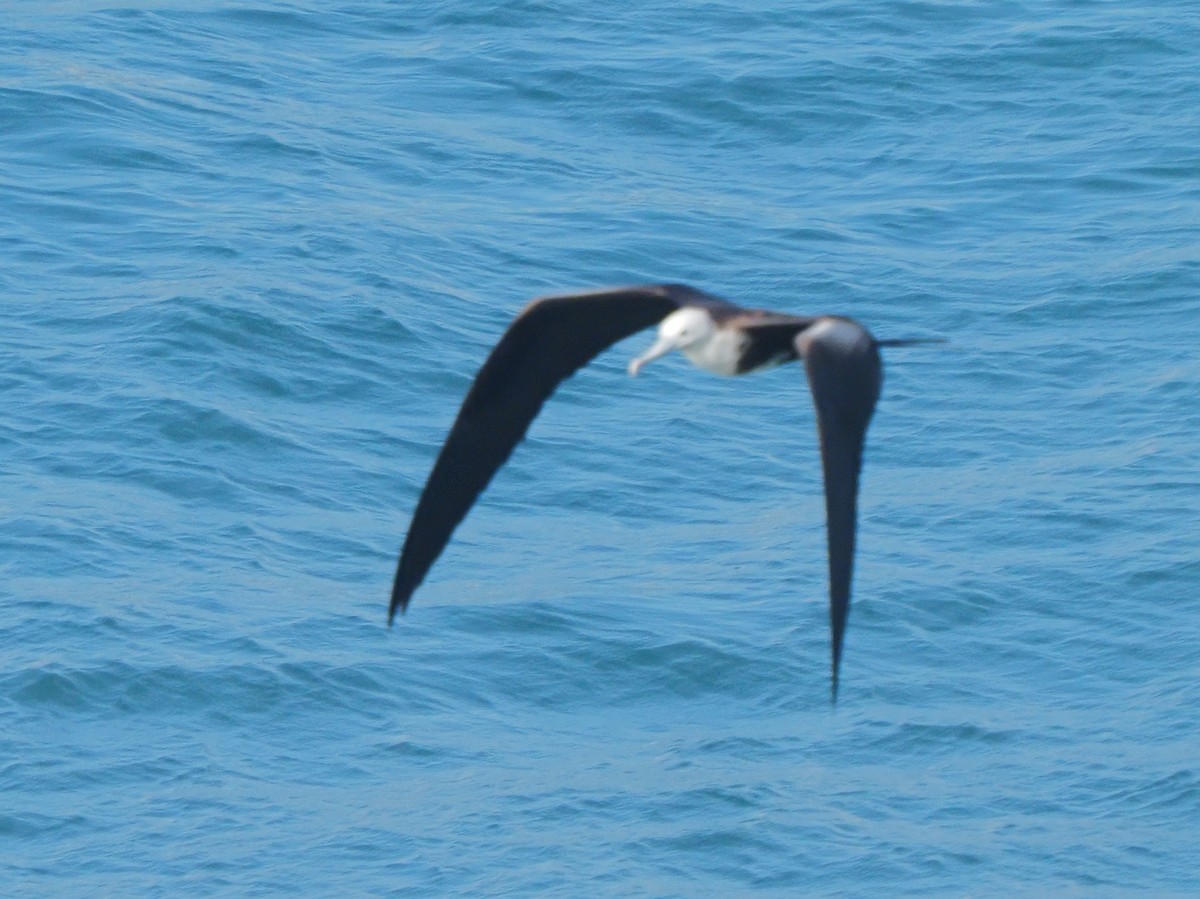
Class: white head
627,307,716,376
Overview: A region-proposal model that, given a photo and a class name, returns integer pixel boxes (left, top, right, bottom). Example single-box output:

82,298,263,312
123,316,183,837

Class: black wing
731,313,816,373
796,318,883,701
390,284,725,621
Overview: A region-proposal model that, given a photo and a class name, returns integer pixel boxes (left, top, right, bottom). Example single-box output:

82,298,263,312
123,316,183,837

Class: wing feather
797,318,882,701
390,284,715,620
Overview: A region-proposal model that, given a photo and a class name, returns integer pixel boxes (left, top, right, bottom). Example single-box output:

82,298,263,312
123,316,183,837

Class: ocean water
3,1,1199,894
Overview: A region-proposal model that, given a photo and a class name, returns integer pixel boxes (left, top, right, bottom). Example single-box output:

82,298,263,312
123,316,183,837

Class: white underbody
629,306,827,379
680,327,748,376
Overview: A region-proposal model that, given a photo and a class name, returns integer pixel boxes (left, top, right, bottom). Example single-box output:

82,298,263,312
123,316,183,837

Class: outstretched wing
390,284,722,621
796,318,883,701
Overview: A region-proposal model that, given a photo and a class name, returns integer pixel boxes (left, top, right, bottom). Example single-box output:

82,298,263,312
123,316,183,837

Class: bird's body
390,283,934,698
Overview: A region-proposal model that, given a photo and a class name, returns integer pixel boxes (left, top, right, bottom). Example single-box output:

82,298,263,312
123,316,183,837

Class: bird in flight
390,283,938,699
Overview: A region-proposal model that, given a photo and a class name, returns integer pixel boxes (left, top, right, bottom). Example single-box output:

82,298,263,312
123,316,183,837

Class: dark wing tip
831,620,845,702
389,551,421,625
830,598,847,705
387,582,408,626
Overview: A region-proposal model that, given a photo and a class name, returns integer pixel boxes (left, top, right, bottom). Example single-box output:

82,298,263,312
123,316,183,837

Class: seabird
390,283,937,699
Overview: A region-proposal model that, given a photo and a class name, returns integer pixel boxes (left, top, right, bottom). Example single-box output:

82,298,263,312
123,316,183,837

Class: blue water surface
3,2,1199,895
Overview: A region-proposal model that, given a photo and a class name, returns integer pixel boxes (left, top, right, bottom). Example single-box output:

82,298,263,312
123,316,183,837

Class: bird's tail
874,337,947,348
